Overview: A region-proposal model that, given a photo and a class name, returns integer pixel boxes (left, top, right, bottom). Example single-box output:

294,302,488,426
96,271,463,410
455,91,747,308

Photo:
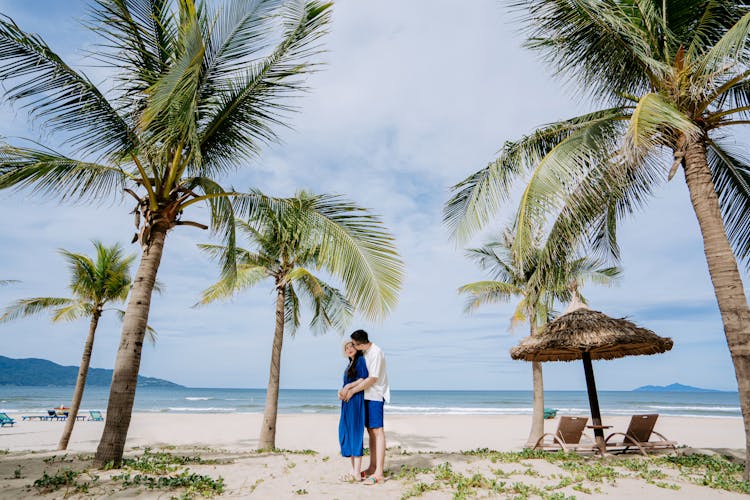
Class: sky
0,0,745,392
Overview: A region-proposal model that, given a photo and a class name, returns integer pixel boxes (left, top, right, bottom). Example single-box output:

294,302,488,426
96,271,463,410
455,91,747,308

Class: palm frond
196,262,269,305
706,138,750,269
458,280,521,314
0,297,76,323
284,283,301,334
0,14,135,158
198,1,332,175
300,193,403,319
698,9,750,75
291,267,352,334
198,0,279,95
50,302,91,322
444,107,629,241
85,0,175,99
0,145,131,203
513,0,669,101
625,93,700,160
140,2,205,162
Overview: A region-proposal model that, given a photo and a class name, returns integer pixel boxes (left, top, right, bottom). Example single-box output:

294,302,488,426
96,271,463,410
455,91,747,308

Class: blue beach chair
88,410,104,421
0,412,16,427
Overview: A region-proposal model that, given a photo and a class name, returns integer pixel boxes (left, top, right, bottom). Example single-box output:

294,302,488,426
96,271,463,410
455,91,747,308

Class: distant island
0,356,182,388
633,383,723,393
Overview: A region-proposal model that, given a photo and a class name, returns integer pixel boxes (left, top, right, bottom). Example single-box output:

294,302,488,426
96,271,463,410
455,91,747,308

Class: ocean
0,386,741,418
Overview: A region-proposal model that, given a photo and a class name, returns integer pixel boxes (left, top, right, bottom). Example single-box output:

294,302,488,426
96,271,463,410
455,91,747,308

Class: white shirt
363,342,390,403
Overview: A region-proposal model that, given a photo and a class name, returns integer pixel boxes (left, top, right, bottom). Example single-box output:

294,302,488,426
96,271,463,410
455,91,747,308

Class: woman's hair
346,349,363,380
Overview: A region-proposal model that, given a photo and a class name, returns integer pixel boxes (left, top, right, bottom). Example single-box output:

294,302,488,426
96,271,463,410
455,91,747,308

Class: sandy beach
0,412,746,498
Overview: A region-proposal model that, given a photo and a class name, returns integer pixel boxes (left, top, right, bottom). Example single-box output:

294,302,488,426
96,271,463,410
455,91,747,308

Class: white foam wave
384,405,534,415
165,407,236,412
645,405,739,411
185,397,212,401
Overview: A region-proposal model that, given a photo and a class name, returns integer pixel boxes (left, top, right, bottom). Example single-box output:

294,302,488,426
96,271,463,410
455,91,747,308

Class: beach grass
1,445,747,498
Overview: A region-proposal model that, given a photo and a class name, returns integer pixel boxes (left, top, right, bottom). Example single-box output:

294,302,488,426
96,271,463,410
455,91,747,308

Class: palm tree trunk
58,309,102,451
259,285,286,450
526,321,545,447
683,138,750,480
94,226,168,467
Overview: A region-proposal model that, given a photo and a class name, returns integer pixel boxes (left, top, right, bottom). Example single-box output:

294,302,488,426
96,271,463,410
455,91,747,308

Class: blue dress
338,356,368,457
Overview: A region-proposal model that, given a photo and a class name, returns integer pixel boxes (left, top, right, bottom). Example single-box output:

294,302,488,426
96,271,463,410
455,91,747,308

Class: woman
337,339,368,482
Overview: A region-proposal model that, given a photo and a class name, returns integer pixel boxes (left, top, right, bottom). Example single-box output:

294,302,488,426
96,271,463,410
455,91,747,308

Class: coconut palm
459,228,618,445
445,0,750,476
0,241,157,451
0,0,331,466
197,190,403,450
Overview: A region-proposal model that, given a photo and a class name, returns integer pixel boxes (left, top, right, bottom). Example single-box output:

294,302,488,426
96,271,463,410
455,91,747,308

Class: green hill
0,355,182,388
633,383,722,392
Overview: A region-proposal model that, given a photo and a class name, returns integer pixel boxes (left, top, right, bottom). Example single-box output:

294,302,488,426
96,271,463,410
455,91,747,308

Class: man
339,329,389,484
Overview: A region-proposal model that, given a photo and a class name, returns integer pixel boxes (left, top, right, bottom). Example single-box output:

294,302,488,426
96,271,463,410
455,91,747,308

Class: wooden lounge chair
604,414,677,455
0,412,16,427
88,410,104,421
533,416,597,452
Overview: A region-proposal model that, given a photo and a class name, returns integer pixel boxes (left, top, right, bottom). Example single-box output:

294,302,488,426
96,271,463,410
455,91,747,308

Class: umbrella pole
582,351,607,455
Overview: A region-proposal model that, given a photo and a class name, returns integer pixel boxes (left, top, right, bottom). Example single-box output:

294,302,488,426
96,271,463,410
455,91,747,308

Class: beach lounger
88,411,104,421
22,415,48,421
604,414,677,455
0,412,16,427
533,416,597,452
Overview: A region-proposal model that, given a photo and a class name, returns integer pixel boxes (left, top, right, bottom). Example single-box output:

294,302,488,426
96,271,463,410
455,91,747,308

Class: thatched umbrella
510,297,673,453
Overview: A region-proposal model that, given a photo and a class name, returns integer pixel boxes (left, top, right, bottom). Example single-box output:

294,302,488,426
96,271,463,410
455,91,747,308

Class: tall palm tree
445,0,750,477
0,242,155,451
459,229,618,446
197,191,403,450
0,0,332,466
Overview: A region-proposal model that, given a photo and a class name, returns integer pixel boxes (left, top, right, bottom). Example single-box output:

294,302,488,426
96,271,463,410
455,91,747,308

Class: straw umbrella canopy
510,297,673,453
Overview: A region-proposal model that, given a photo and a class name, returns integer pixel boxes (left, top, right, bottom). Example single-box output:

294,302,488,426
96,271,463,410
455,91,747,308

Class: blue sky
0,0,744,392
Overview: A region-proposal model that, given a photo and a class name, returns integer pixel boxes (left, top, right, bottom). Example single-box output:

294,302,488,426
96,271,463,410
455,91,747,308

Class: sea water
0,386,740,418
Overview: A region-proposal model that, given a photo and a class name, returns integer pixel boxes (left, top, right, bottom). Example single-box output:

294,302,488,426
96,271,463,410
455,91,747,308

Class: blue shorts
364,399,384,429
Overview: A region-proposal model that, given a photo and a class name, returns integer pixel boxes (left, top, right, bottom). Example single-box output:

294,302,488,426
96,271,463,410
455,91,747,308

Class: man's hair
350,329,369,344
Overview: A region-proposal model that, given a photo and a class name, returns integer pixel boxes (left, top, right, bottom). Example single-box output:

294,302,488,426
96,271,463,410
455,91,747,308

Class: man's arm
342,376,377,401
337,378,364,400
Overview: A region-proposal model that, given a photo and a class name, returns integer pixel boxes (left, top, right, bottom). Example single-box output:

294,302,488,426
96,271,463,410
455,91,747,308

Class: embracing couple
337,329,389,485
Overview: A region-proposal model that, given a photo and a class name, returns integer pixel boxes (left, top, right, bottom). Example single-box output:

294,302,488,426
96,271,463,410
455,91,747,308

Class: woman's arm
338,378,364,400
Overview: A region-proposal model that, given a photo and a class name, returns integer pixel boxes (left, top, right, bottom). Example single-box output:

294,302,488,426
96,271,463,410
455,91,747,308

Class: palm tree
445,0,750,477
0,241,154,451
459,229,618,446
197,191,403,450
0,0,332,466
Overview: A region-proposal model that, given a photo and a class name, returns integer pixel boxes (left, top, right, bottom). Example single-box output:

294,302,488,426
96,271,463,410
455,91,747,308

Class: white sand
0,413,746,499
0,413,743,452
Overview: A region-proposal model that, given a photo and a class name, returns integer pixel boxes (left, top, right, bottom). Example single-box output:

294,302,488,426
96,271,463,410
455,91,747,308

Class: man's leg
371,427,385,479
364,427,376,475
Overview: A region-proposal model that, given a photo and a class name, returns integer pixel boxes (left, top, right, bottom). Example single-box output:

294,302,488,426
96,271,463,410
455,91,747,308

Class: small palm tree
459,229,618,446
197,191,403,450
0,241,155,450
0,0,332,466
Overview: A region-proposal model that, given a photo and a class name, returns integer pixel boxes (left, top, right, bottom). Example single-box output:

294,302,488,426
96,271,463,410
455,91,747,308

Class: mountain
0,356,182,388
633,383,721,393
